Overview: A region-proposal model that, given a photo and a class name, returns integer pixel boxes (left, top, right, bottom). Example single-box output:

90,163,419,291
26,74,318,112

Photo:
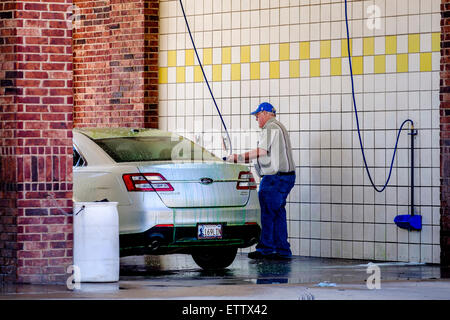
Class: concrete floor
1,253,450,300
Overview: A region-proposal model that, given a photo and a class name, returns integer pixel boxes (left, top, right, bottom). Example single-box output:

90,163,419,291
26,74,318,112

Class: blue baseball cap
250,102,276,115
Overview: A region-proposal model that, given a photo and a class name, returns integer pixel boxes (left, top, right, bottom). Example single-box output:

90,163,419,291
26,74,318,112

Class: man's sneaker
248,251,265,259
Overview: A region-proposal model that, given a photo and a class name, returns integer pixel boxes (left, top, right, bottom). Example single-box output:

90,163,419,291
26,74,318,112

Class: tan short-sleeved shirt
255,117,296,176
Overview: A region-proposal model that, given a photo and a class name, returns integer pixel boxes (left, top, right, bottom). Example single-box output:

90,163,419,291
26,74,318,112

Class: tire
191,247,238,270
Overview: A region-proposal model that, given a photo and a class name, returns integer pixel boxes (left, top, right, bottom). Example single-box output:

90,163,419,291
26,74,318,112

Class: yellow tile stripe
241,46,250,63
213,65,222,82
330,58,341,76
260,44,270,62
397,54,408,73
300,42,310,60
194,65,203,82
386,36,397,55
222,47,231,64
231,64,240,81
352,56,363,75
270,61,280,79
159,67,168,84
408,34,420,53
320,40,331,59
159,33,440,84
280,43,290,61
310,59,320,77
420,52,432,72
185,49,194,66
363,37,374,56
374,55,385,74
341,38,352,57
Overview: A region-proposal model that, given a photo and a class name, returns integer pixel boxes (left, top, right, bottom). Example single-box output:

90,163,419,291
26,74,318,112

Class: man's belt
276,171,295,176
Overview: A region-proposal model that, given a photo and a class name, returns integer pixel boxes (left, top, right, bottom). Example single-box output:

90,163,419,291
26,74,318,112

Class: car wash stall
157,0,442,263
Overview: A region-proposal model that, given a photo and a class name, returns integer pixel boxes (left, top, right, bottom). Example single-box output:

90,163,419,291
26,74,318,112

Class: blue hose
178,0,232,155
344,0,413,192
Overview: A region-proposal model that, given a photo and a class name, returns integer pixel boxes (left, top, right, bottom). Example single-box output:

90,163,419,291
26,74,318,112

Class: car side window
73,146,86,167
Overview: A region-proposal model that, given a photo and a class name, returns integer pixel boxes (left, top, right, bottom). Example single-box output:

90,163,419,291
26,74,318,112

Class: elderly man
226,102,296,260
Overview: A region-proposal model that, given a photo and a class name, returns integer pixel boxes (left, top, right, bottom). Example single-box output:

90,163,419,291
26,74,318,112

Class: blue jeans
256,173,296,257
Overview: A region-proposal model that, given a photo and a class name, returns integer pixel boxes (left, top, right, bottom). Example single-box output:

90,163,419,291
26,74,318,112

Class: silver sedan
73,128,261,270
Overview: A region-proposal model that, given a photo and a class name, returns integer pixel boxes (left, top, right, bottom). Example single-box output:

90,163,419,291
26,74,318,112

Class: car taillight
237,171,257,190
123,173,174,192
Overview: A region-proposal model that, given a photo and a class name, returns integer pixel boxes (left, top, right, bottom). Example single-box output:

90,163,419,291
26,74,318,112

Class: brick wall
73,0,159,128
2,0,159,284
442,0,450,266
0,0,18,283
0,1,74,284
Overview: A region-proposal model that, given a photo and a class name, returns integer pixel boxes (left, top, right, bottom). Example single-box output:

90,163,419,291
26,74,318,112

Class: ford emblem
200,177,213,185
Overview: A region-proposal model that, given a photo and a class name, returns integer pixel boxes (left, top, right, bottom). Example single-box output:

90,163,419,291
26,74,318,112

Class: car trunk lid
135,161,255,208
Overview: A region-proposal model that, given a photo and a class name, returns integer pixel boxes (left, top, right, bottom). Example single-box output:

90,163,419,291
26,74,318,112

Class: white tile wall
159,0,441,263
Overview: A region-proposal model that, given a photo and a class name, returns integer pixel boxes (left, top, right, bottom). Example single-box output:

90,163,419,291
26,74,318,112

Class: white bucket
73,202,120,282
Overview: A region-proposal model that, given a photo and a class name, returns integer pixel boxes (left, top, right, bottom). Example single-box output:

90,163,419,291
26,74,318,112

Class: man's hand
225,154,239,163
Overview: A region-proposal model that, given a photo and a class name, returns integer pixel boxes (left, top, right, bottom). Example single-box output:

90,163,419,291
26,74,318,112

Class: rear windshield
93,136,220,162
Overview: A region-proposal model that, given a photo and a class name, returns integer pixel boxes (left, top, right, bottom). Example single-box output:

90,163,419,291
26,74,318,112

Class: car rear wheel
191,247,238,270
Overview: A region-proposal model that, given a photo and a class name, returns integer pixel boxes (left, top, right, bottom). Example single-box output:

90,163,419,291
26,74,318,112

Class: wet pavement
120,253,445,285
1,253,450,300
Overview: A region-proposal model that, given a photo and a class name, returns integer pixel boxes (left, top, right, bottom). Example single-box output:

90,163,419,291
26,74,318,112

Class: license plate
197,224,222,239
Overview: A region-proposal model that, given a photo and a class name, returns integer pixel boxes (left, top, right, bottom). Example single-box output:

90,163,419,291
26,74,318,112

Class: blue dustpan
394,215,422,231
393,127,421,231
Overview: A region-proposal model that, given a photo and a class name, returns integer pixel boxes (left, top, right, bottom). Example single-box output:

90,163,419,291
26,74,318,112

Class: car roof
74,127,177,140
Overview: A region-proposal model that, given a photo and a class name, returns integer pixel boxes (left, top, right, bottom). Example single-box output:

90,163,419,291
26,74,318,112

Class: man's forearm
234,148,267,163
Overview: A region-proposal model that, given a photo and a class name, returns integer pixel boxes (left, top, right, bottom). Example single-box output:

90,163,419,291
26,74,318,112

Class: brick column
441,0,450,266
143,0,159,128
73,0,159,128
1,1,74,284
0,1,19,283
